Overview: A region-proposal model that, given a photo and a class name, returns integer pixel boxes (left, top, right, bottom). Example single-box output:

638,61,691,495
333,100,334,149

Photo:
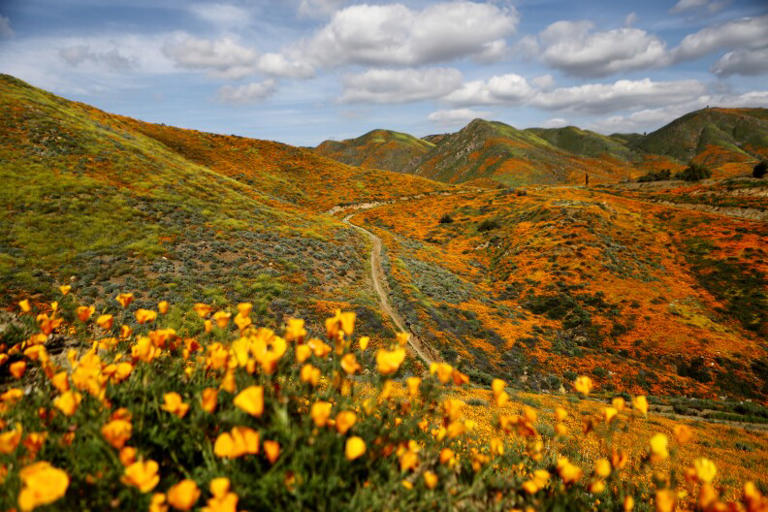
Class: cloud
59,44,136,70
444,73,532,105
541,118,569,128
162,34,313,79
217,79,277,103
712,47,768,76
188,3,252,28
534,20,668,77
672,14,768,62
670,0,728,14
297,0,349,18
257,53,314,78
340,67,463,103
531,78,705,114
300,2,519,67
625,12,637,27
428,108,491,125
532,74,554,90
0,15,12,38
163,35,259,78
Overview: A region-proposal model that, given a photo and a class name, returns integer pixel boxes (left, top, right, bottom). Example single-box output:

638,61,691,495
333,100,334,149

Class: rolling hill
315,129,434,174
315,108,768,186
0,74,443,336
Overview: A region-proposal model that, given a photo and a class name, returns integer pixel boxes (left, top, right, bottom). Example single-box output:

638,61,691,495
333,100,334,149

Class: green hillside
315,129,435,173
632,108,768,163
526,126,636,160
0,74,440,333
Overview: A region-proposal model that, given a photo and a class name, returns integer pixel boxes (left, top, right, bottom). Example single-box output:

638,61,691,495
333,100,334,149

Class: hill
631,107,768,177
0,74,444,335
412,119,635,185
315,129,434,174
314,109,768,186
349,182,768,399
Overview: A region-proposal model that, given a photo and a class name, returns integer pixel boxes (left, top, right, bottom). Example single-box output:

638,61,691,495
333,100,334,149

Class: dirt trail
325,191,468,366
343,214,435,366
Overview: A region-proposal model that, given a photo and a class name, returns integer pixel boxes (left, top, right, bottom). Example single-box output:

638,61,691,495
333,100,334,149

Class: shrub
675,163,712,182
754,161,767,179
636,169,671,183
477,218,500,232
438,213,454,224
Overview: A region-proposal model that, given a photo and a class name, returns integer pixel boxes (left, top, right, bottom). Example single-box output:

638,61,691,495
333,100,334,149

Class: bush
675,163,711,182
477,218,500,232
754,161,767,179
636,169,671,183
438,213,454,224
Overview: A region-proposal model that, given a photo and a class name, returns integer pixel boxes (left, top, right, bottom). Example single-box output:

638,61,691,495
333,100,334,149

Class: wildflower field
2,290,767,511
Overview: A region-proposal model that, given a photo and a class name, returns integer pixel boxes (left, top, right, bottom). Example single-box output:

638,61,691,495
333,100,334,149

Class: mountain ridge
315,108,768,185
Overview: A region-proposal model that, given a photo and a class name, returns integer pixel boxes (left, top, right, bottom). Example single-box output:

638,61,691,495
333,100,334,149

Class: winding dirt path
343,213,435,365
324,191,466,366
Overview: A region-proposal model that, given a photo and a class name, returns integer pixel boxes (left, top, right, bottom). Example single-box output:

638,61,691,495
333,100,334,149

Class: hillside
412,119,636,185
631,107,768,176
0,74,443,335
349,183,768,399
315,129,435,174
314,109,768,186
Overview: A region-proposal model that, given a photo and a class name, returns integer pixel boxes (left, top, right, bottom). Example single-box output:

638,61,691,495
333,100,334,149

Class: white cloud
59,44,136,70
531,78,705,113
163,34,259,78
428,108,491,125
541,117,569,128
162,34,314,79
672,14,768,62
340,67,463,103
188,3,252,28
532,74,554,90
670,0,728,14
712,47,768,76
535,21,669,76
217,79,277,103
297,0,349,18
299,2,519,67
257,53,315,78
444,73,532,105
0,15,13,38
625,12,638,27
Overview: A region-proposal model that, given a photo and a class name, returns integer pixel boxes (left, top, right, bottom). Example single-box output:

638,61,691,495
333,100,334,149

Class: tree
754,160,767,179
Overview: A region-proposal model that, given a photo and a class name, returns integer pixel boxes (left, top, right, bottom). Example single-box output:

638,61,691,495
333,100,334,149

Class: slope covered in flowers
350,184,768,399
0,74,445,337
1,297,767,511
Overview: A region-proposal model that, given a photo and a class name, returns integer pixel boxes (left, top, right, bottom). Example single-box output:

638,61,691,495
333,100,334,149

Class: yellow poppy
167,479,200,511
17,461,69,511
122,460,160,492
233,386,264,417
345,436,366,460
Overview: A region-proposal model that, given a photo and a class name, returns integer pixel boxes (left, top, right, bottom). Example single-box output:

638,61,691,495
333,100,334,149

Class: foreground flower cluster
1,289,767,511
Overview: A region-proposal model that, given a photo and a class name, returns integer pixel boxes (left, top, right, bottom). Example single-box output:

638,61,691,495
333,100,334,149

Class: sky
0,0,767,146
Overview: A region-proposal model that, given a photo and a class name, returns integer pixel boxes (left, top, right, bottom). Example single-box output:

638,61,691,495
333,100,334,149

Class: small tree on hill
754,160,767,179
675,163,711,182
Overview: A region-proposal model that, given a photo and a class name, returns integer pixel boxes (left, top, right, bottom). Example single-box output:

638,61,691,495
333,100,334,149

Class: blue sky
1,0,767,145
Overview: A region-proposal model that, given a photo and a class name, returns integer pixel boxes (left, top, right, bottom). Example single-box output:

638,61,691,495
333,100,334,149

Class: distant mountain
631,107,768,171
315,108,768,186
316,129,434,174
411,119,636,185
